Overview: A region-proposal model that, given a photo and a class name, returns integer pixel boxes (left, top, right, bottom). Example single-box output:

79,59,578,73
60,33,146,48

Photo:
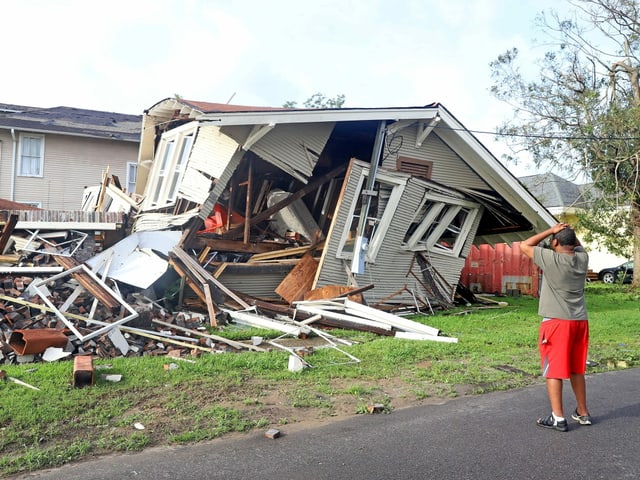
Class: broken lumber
152,318,266,352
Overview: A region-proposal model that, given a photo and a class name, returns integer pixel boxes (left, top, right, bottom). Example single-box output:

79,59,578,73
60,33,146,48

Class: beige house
0,102,141,210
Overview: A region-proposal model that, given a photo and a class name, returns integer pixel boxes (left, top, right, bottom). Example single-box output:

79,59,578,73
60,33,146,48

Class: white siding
189,125,239,179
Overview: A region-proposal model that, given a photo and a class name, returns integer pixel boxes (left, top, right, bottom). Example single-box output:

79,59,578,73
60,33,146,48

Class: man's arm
520,223,570,259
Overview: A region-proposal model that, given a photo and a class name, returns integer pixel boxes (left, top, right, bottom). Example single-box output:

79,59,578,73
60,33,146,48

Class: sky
3,0,574,177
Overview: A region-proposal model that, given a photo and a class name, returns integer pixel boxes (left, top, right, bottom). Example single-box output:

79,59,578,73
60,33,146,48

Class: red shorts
539,319,589,379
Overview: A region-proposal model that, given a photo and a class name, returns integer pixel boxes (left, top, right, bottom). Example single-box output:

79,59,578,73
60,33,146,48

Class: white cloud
2,0,574,175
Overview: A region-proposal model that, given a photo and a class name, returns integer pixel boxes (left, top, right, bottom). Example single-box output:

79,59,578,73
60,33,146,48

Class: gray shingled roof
518,172,590,208
0,103,141,142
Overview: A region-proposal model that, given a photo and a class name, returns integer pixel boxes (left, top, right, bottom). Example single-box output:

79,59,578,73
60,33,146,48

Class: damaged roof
0,102,141,142
142,97,557,244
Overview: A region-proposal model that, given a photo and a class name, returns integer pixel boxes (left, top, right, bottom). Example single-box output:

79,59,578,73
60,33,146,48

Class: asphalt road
12,368,640,480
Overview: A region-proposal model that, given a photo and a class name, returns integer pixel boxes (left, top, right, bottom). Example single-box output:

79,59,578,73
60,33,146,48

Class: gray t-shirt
533,246,589,320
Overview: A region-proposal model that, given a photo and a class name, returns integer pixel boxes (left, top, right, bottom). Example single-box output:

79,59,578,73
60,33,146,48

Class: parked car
598,261,634,284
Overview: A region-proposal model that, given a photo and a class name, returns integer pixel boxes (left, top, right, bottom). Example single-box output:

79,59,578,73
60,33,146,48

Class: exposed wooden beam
223,163,347,238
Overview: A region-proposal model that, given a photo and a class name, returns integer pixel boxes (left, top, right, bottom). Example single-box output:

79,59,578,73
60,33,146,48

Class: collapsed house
132,99,555,307
0,98,557,367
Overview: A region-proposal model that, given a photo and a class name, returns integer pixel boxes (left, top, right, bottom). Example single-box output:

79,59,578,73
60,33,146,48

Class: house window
168,134,194,201
337,170,406,263
146,122,196,208
18,134,44,177
126,162,138,194
404,193,479,257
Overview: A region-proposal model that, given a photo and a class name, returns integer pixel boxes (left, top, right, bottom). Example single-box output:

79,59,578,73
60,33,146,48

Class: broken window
18,133,44,177
337,170,405,263
404,193,479,257
145,122,197,208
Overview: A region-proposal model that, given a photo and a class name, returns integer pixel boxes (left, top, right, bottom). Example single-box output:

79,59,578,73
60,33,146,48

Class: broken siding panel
198,149,244,220
383,127,489,191
248,123,335,182
459,205,484,258
313,160,364,288
215,263,295,300
189,125,239,179
178,166,212,204
420,251,466,290
315,164,429,304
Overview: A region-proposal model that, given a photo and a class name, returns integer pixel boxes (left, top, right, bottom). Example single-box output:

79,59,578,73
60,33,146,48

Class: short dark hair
553,227,576,246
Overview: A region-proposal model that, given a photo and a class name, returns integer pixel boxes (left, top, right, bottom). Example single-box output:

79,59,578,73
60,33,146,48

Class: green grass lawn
1,283,638,476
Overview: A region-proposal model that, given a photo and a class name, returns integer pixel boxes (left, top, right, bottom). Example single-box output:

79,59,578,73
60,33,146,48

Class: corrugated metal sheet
460,242,541,296
383,125,489,191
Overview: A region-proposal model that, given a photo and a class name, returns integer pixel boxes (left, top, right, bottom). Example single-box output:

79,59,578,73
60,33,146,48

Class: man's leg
570,373,589,415
546,378,564,417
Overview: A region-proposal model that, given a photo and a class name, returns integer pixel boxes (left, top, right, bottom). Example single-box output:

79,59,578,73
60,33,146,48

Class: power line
436,124,640,141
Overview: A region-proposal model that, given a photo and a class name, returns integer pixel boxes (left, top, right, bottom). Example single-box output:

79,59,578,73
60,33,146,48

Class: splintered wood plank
275,252,319,304
303,285,363,303
0,214,19,249
53,256,121,310
223,163,347,238
0,214,19,252
247,242,325,263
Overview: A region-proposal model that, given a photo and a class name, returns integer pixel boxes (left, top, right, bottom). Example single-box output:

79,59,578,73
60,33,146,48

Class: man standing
520,223,592,432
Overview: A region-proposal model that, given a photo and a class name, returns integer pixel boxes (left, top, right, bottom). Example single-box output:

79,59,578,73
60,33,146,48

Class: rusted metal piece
8,328,68,355
73,355,94,387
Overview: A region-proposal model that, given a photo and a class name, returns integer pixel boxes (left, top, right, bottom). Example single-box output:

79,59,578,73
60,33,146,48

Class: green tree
489,0,640,287
283,93,346,109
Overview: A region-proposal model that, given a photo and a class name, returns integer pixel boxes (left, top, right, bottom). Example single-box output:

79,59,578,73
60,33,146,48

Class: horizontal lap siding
314,161,363,289
249,123,335,182
316,167,432,304
180,126,240,205
215,265,294,300
12,134,137,210
189,125,239,179
383,127,489,191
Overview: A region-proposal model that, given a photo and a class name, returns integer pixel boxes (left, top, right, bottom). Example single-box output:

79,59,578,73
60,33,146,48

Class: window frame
18,133,45,177
403,192,480,257
126,162,138,194
144,122,197,208
336,169,406,263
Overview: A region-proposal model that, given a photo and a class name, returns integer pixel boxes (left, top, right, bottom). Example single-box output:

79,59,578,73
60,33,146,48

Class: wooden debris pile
1,173,459,367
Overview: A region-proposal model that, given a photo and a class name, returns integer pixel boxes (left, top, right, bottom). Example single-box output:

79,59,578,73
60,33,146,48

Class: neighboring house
518,172,627,273
129,98,556,308
0,103,141,210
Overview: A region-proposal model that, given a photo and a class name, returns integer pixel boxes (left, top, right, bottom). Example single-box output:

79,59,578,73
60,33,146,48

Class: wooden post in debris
0,214,19,252
244,157,253,244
